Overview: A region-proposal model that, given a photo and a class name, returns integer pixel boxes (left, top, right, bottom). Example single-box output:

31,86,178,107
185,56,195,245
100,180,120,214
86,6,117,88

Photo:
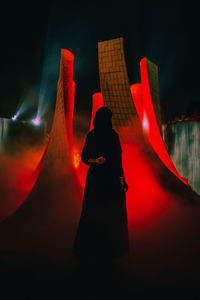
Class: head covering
93,107,112,130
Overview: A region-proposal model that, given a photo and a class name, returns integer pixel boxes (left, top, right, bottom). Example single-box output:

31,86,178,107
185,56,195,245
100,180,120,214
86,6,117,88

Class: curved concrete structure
0,49,82,264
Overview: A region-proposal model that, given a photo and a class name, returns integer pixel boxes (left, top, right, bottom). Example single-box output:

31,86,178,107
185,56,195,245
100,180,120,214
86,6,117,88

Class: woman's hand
96,156,106,164
88,156,106,164
120,176,128,192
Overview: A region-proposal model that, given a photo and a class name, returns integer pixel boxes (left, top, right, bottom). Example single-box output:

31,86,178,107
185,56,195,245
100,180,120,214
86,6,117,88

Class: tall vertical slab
98,37,141,136
42,49,75,173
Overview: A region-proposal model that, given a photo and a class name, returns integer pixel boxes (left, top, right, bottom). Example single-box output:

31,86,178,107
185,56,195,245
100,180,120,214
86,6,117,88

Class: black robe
74,128,129,258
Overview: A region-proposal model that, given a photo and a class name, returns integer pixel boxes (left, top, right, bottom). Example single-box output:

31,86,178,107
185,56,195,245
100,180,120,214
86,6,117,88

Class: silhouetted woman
74,107,129,258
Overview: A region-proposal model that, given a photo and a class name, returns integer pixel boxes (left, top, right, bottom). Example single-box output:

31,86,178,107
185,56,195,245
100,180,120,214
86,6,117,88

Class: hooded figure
74,107,129,258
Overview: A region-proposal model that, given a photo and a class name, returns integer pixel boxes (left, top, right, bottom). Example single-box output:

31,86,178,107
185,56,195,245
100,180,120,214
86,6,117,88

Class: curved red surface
137,58,187,185
90,81,186,186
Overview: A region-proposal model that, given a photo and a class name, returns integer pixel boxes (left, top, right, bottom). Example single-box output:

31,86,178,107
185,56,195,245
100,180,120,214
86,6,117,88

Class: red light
89,91,171,229
89,93,104,131
136,58,187,185
142,111,149,132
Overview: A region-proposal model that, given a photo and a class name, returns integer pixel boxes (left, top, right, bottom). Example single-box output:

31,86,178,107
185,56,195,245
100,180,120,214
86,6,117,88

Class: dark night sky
0,0,200,124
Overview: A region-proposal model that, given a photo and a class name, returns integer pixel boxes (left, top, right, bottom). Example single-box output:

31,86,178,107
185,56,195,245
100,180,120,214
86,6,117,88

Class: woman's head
93,106,112,130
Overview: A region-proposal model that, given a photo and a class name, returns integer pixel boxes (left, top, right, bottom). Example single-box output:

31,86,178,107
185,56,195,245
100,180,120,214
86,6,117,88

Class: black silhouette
74,107,129,258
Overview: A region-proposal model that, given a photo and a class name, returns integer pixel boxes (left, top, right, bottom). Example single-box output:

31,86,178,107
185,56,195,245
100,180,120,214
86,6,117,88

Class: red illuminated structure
97,37,196,230
138,58,187,184
0,49,81,259
98,38,187,185
0,41,199,275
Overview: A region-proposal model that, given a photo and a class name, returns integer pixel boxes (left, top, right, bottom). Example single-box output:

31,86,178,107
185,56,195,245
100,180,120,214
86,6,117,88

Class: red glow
130,84,145,126
131,57,187,185
72,92,104,192
73,148,81,169
0,145,46,221
73,93,104,193
89,93,104,131
62,49,74,79
72,141,87,193
86,92,171,229
121,141,171,230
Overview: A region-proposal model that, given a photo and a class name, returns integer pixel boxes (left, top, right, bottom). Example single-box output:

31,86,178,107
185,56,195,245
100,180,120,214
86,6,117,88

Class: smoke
37,43,61,121
0,134,47,222
12,87,40,119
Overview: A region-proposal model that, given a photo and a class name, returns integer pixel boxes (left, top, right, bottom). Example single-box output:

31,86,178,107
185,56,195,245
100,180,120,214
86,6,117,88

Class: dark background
0,0,199,125
1,3,200,299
